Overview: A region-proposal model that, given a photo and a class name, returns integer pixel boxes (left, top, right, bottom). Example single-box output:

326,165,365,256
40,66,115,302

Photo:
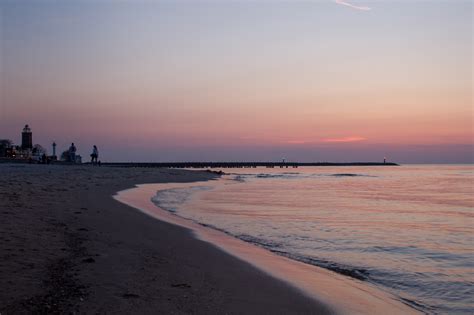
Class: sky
0,0,472,163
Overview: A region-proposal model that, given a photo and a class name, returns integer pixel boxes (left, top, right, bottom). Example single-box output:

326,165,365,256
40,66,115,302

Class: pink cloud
334,0,372,11
284,137,367,144
322,136,367,143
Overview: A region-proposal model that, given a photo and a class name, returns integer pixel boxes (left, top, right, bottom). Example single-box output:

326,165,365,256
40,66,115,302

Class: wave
330,173,376,177
229,173,303,182
151,186,213,213
235,234,370,281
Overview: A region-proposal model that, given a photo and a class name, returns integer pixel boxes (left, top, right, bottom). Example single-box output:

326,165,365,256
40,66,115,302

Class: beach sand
0,164,334,314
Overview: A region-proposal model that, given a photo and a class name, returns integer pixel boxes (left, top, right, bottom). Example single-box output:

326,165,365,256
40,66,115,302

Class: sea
151,165,473,314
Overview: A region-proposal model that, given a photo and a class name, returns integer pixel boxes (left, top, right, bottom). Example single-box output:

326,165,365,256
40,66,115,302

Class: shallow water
152,165,474,314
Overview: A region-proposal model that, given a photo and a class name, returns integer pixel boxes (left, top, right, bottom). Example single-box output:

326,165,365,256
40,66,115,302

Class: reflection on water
152,165,474,314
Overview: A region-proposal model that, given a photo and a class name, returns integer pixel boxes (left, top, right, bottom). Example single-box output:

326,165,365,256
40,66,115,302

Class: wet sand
117,182,419,315
0,164,333,314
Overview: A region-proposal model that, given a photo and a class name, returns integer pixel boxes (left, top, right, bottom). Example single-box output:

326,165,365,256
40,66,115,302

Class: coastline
116,182,420,315
0,164,333,314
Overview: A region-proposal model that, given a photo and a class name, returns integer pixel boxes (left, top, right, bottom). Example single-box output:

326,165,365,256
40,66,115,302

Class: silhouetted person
90,145,99,165
69,143,77,163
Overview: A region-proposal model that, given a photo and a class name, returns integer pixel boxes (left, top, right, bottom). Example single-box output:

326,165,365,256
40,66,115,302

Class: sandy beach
0,163,334,314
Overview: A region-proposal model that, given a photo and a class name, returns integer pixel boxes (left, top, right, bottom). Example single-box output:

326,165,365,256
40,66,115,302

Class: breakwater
101,162,399,168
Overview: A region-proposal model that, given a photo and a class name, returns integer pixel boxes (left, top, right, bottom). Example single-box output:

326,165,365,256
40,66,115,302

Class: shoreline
0,164,333,314
116,181,419,315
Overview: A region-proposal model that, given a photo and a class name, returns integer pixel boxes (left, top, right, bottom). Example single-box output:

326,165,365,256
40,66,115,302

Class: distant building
1,125,34,159
1,124,60,163
0,139,13,157
21,124,33,150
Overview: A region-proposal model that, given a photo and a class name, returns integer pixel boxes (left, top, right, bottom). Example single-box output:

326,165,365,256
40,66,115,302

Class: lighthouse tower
21,124,33,150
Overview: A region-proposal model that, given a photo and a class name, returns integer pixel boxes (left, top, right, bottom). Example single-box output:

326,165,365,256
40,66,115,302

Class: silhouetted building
52,141,57,160
21,124,32,150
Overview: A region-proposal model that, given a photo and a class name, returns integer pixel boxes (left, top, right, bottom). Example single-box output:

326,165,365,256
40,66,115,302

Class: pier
101,162,399,168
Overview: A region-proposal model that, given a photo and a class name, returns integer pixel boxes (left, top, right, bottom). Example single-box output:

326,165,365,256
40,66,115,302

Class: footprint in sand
171,283,191,288
122,293,140,299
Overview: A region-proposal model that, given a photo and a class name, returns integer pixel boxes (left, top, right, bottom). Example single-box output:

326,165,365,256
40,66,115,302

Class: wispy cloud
334,0,372,11
322,136,367,143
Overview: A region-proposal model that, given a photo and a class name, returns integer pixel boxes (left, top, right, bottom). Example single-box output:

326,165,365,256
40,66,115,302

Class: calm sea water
152,165,473,314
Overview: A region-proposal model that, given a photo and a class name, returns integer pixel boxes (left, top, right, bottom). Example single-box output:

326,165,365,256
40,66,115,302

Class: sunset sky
1,0,472,163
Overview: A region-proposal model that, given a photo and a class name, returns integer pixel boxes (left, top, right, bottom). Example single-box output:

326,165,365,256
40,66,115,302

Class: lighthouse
21,124,33,150
52,141,57,157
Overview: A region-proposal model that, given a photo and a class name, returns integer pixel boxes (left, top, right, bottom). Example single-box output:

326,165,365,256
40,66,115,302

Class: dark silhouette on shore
90,145,99,165
69,143,77,163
